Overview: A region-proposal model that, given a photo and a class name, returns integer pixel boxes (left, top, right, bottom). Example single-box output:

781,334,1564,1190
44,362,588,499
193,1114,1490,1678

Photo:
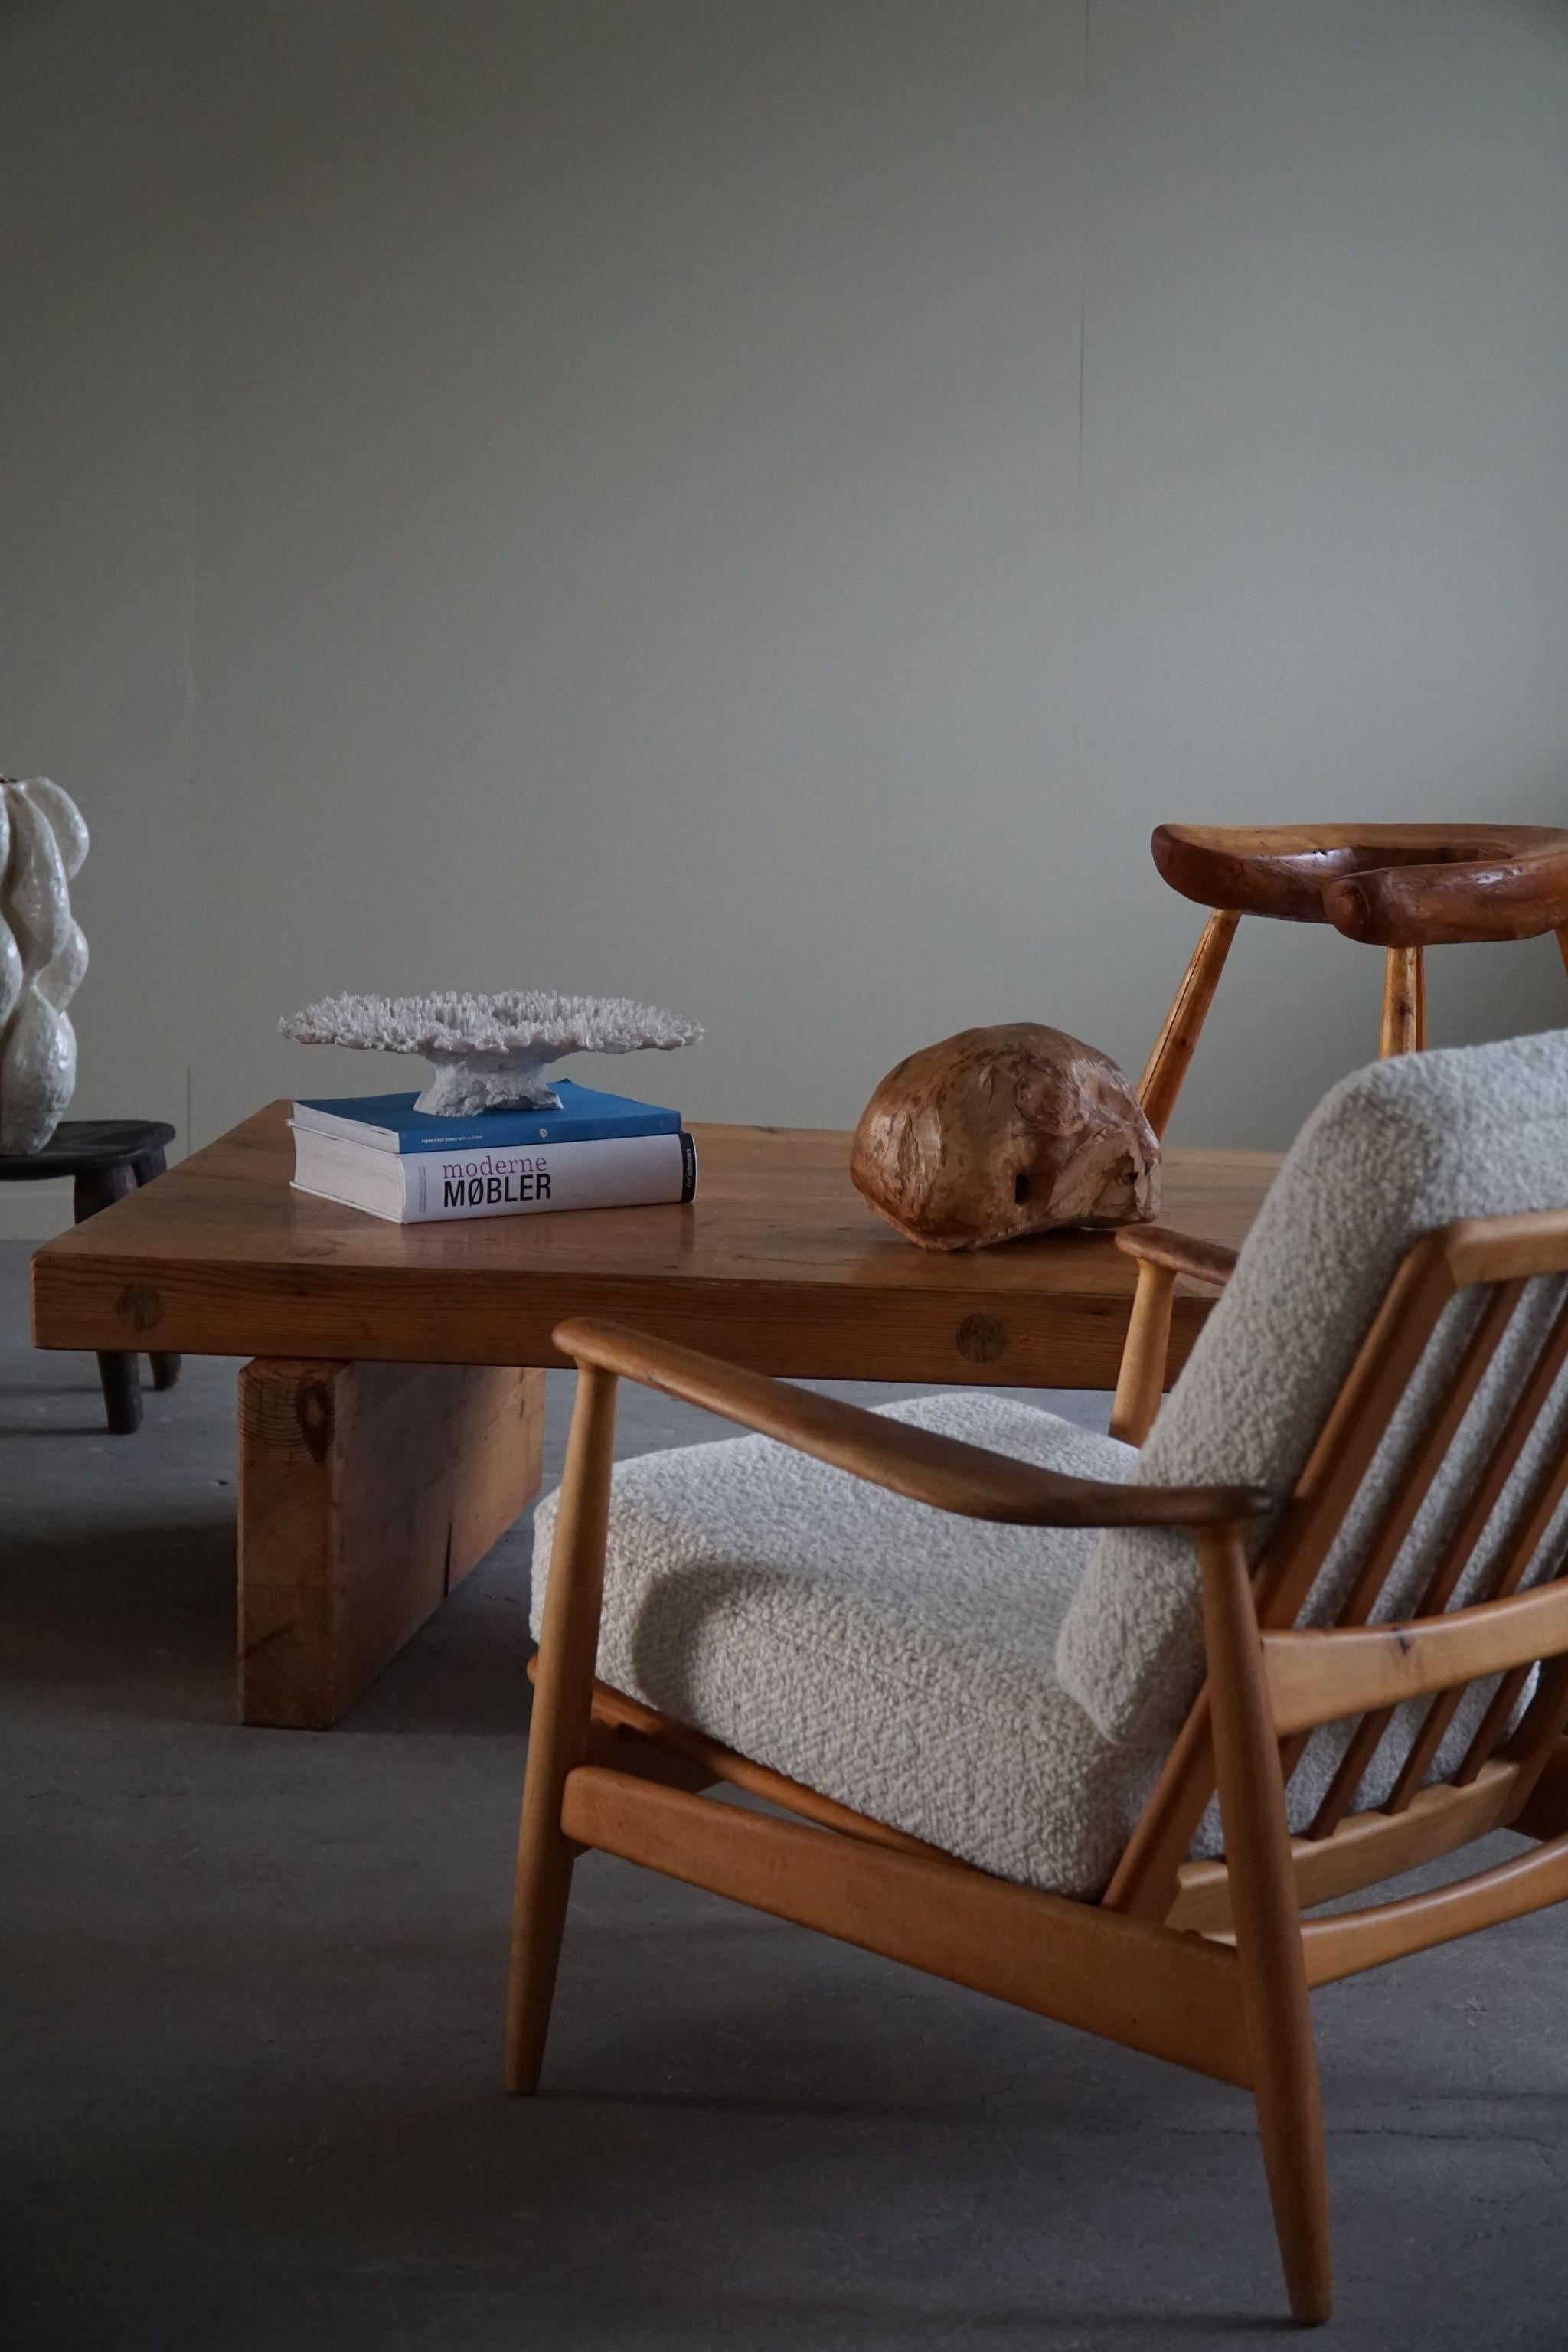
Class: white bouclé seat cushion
530,1395,1168,1899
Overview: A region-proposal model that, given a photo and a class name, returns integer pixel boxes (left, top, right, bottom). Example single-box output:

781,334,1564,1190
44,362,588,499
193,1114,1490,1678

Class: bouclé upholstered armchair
510,1031,1568,2326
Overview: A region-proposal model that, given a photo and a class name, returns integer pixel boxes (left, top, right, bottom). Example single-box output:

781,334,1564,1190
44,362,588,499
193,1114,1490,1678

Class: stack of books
289,1081,697,1225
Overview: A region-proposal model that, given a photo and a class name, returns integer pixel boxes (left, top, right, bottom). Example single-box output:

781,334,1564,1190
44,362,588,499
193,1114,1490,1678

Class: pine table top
29,1102,1279,1387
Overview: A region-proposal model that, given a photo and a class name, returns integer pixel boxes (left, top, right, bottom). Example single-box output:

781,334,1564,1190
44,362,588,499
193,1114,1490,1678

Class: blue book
291,1078,683,1155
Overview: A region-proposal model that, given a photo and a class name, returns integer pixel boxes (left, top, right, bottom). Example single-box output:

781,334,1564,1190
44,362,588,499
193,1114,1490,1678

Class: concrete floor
4,1240,1568,2350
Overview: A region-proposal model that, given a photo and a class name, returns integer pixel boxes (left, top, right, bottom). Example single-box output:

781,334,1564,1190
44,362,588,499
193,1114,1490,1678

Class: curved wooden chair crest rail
1138,823,1568,1135
510,1197,1568,2329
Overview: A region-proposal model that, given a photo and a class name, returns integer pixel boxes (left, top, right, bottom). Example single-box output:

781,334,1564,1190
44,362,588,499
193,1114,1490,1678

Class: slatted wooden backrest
1108,1207,1568,1933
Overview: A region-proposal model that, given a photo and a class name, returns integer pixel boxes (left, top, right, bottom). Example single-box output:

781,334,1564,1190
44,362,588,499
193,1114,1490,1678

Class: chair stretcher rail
560,1766,1253,2087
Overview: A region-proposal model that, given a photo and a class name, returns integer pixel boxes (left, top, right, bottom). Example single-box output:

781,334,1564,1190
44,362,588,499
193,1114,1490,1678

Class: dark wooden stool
1138,822,1568,1136
2,1118,180,1432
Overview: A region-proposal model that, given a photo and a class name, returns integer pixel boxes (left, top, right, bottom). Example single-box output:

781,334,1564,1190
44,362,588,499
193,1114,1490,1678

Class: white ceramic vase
0,777,90,1155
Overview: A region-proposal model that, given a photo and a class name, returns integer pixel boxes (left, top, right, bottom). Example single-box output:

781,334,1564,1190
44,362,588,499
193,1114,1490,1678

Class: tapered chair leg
1379,946,1423,1057
1138,909,1240,1139
506,1363,620,2094
1248,1959,1331,2323
1200,1528,1333,2327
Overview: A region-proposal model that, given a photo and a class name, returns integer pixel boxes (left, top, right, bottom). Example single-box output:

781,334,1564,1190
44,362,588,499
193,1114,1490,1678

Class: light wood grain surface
238,1359,543,1728
31,1102,1279,1387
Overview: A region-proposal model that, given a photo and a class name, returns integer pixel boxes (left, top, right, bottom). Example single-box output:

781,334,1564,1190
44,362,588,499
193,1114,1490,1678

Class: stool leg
1137,909,1240,1139
1380,946,1423,1057
94,1351,143,1436
73,1161,143,1434
131,1148,181,1391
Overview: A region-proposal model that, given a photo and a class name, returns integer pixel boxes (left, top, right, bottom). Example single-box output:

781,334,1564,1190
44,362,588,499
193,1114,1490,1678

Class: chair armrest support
1116,1224,1240,1289
1109,1227,1237,1444
554,1318,1271,1530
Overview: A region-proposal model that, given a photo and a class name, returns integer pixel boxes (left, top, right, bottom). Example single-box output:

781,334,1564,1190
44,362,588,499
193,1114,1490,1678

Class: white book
289,1124,697,1224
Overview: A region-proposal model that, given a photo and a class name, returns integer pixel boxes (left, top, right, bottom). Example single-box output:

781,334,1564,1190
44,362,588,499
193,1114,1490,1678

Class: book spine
390,1109,681,1154
291,1102,681,1152
400,1129,696,1222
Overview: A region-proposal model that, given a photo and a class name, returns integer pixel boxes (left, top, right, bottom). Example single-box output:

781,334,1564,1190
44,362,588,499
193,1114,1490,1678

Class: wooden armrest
1116,1224,1240,1289
554,1318,1270,1530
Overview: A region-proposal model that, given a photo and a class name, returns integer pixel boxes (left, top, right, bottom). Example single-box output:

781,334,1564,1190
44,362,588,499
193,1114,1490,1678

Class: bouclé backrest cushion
1055,1029,1568,1749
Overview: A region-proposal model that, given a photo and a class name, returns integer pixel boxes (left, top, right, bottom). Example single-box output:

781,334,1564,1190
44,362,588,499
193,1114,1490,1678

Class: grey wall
4,0,1567,1234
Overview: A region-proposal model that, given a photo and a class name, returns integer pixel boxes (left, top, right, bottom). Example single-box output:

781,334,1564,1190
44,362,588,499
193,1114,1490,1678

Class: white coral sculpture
0,778,90,1155
281,990,702,1116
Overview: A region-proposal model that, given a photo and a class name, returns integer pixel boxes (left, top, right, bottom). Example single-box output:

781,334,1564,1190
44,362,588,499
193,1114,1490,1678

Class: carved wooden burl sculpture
851,1023,1159,1250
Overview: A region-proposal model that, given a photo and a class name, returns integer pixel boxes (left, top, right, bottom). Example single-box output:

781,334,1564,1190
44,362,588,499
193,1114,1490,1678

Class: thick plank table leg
238,1359,544,1728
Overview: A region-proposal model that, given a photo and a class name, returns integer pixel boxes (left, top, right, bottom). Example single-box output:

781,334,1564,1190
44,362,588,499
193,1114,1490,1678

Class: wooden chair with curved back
507,1032,1568,2328
1138,822,1568,1137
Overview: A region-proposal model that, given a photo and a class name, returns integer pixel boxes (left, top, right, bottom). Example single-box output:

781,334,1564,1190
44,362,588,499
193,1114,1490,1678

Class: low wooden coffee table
30,1103,1276,1730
